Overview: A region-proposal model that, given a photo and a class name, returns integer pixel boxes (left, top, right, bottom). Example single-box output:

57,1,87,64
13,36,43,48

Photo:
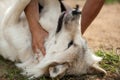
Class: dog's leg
1,0,31,27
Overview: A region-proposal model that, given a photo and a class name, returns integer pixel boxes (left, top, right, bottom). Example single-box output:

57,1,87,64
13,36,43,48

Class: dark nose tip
72,10,81,15
72,5,81,15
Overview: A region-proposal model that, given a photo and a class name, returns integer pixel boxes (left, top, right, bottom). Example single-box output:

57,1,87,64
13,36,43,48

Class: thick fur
0,0,106,79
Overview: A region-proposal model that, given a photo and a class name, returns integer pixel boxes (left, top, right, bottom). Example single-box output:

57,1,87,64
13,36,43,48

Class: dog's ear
88,63,107,76
84,49,107,76
49,64,68,78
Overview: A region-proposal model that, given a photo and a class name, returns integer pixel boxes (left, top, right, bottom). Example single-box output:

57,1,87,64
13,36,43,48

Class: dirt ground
64,0,120,53
84,3,120,53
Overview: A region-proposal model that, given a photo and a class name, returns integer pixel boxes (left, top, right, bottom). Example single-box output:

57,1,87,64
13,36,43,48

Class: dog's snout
72,10,81,15
72,5,81,15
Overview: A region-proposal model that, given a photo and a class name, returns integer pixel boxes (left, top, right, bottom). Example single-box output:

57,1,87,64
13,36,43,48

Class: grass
96,50,120,73
0,50,120,80
105,0,120,3
95,50,120,79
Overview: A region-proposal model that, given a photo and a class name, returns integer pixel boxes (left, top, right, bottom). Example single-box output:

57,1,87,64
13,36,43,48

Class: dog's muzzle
72,5,81,15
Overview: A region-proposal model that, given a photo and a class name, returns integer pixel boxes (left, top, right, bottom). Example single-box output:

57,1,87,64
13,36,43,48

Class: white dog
0,0,106,79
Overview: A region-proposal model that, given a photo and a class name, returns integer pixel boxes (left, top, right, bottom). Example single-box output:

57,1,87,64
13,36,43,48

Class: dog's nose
72,5,81,15
72,10,81,15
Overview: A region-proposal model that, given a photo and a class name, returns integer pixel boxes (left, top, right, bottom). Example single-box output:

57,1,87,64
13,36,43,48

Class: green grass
0,50,120,80
105,0,120,3
95,50,120,79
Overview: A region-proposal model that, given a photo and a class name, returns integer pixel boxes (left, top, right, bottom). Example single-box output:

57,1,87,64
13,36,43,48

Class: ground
84,3,120,53
0,1,120,80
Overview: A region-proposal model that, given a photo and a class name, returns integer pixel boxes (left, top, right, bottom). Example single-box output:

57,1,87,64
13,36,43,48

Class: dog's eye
68,40,73,48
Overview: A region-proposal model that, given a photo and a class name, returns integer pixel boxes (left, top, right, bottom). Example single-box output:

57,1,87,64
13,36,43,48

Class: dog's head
56,5,81,34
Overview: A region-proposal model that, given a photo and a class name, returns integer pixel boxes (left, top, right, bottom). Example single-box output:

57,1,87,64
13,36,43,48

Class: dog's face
63,9,81,31
56,6,81,34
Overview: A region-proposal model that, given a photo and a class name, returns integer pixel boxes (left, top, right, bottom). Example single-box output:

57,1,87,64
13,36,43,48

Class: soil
84,3,120,53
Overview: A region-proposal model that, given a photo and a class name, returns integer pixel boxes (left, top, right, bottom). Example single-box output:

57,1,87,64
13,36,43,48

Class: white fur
0,0,106,79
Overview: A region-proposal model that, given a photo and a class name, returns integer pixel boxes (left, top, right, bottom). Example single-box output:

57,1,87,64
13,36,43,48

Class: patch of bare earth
84,3,120,53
